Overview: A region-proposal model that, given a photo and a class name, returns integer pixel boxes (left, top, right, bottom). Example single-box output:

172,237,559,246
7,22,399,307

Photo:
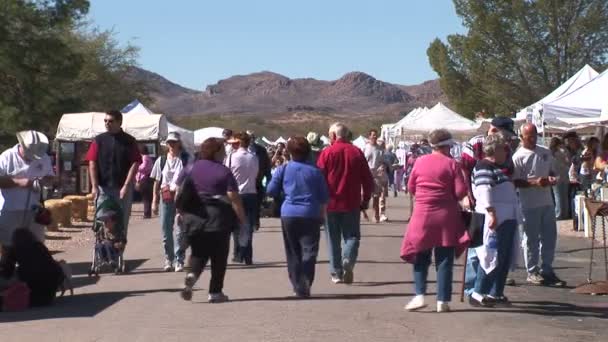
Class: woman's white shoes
405,295,427,311
437,302,450,313
405,296,450,312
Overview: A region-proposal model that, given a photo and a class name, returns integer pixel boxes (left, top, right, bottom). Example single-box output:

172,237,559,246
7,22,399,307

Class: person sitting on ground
0,228,65,307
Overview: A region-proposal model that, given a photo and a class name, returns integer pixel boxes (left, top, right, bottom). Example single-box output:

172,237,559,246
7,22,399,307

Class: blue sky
89,0,464,90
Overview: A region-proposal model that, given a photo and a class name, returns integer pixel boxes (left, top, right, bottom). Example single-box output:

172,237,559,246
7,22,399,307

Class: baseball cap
491,117,516,135
166,132,181,143
16,130,49,160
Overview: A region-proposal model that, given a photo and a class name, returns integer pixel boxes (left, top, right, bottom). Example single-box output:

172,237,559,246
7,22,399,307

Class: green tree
427,0,608,117
0,0,149,140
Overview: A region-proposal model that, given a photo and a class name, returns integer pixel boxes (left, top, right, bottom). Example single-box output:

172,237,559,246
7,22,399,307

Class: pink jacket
400,153,470,263
135,155,154,183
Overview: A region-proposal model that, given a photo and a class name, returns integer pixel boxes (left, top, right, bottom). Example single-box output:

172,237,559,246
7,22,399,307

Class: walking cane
460,247,468,303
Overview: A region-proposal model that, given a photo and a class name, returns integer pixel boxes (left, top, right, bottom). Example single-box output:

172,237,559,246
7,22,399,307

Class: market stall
55,112,168,195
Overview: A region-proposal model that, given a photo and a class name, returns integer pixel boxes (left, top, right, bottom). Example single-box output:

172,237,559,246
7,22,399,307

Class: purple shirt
176,160,238,195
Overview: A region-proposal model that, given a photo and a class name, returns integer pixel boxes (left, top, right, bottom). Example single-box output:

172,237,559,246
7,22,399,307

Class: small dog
57,259,74,297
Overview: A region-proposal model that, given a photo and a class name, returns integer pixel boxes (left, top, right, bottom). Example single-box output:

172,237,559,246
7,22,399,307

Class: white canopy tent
275,137,287,145
353,136,367,150
397,103,480,135
56,112,168,142
121,100,196,153
262,137,275,146
194,127,225,145
543,67,608,120
516,65,599,121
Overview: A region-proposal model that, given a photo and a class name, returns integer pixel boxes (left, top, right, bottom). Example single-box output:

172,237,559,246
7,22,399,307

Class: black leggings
190,231,231,294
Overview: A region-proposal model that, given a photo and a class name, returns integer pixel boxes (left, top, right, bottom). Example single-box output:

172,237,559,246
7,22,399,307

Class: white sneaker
405,295,427,311
175,263,184,272
181,273,196,301
437,301,450,313
163,260,174,272
342,259,354,284
380,215,388,222
331,275,343,284
208,292,229,303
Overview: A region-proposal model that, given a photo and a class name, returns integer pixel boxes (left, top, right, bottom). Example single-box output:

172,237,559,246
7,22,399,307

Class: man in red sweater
317,123,374,284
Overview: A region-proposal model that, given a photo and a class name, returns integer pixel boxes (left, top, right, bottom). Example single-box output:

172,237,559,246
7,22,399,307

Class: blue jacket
267,161,329,218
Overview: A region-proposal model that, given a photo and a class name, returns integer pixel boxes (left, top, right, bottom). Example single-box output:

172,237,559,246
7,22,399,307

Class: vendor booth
55,112,168,195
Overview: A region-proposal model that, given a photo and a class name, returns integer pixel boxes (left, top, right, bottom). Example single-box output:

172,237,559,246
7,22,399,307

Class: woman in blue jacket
267,137,329,298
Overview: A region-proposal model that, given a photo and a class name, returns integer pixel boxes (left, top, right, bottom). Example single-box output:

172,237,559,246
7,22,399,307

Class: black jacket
94,130,138,188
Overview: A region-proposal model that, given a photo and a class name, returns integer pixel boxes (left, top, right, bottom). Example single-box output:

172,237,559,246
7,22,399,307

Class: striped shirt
473,159,510,188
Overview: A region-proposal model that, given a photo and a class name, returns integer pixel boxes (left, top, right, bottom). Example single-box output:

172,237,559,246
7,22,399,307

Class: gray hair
428,129,453,149
329,122,349,139
483,133,506,157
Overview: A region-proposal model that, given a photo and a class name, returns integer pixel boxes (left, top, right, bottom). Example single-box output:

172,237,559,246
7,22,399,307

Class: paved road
1,197,607,342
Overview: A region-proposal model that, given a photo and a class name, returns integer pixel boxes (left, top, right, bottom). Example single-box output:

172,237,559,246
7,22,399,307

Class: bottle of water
487,231,498,249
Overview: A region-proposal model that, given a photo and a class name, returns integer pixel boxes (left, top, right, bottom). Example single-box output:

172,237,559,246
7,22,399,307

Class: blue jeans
522,205,557,275
552,182,569,220
238,193,258,263
97,186,133,235
413,247,455,302
463,249,479,297
160,201,186,265
325,211,361,277
474,220,517,297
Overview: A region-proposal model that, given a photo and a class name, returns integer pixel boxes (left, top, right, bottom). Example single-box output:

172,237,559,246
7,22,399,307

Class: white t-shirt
226,148,259,194
0,145,54,211
512,145,555,209
150,154,184,191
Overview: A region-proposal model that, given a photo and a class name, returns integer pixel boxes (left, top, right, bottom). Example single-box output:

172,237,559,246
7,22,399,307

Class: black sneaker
488,296,511,307
542,273,567,287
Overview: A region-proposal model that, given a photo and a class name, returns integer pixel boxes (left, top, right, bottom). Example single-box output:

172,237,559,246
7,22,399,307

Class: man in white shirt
226,132,259,265
0,131,55,246
512,123,565,287
364,129,387,223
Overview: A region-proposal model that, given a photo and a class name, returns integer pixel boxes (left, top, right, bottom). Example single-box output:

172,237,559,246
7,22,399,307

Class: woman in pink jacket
400,129,469,313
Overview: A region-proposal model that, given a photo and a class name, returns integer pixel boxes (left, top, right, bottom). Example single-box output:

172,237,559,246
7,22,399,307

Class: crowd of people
1,109,604,313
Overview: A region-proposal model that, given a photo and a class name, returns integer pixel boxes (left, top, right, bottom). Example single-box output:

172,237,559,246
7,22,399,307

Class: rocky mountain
129,67,445,116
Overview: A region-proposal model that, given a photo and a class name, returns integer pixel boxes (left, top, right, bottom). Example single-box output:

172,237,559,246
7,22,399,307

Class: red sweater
317,139,374,212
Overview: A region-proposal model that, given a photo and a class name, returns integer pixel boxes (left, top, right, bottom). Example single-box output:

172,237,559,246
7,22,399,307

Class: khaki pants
0,210,45,247
372,178,389,222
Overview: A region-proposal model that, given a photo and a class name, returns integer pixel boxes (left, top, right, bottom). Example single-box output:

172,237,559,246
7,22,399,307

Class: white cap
166,132,182,143
16,130,49,160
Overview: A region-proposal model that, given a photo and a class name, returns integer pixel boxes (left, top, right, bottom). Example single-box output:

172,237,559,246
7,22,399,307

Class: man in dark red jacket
317,123,374,285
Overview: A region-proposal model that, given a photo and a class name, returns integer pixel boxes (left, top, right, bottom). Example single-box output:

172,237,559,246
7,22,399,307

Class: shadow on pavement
0,288,181,323
449,300,608,319
221,292,420,303
68,259,149,276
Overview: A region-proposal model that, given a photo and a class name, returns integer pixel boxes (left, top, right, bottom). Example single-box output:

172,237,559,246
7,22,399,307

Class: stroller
88,197,127,276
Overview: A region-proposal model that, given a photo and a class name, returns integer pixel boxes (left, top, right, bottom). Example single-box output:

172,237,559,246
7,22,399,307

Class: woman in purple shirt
175,138,246,303
267,137,329,298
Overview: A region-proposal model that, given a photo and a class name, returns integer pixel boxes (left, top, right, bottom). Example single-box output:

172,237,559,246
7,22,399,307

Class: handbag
161,187,175,203
1,281,30,312
461,210,485,248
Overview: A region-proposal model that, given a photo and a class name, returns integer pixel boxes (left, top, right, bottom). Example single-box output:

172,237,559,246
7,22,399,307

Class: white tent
543,67,608,119
516,65,599,120
393,107,426,130
56,112,168,141
398,103,480,135
320,135,330,145
275,136,287,145
194,127,225,145
353,136,367,150
121,100,196,152
262,137,275,146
